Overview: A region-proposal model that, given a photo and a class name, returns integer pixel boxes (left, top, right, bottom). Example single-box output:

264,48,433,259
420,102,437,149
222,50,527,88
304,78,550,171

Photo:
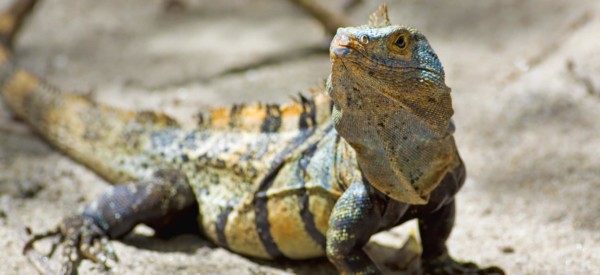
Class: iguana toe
422,253,505,275
24,215,116,275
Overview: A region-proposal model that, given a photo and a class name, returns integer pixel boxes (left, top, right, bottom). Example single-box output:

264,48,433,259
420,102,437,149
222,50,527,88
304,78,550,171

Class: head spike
368,4,391,27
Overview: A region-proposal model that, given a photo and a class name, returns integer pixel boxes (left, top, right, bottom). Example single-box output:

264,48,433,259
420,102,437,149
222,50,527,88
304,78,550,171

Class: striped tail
0,0,178,183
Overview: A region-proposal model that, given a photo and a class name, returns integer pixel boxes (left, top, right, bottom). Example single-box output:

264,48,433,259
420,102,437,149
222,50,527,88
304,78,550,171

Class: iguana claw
24,215,118,275
422,253,505,275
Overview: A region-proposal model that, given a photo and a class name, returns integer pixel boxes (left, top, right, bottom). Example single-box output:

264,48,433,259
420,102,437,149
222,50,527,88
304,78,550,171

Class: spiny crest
198,86,332,133
368,4,391,27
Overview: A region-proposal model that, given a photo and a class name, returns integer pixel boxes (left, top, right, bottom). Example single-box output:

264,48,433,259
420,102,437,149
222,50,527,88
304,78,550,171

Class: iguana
1,1,503,274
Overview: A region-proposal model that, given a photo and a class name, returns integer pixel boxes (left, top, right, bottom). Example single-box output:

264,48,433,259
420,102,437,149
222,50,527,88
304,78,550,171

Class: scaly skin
1,2,503,274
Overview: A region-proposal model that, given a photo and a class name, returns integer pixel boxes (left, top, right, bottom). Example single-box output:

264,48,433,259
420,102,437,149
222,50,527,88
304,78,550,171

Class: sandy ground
1,0,599,274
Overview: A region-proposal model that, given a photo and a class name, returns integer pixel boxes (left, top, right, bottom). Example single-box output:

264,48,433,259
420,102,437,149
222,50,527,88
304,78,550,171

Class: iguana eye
394,35,406,49
359,35,369,44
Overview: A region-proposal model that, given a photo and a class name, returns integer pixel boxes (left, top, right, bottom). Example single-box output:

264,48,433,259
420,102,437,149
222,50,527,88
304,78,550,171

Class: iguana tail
0,0,178,183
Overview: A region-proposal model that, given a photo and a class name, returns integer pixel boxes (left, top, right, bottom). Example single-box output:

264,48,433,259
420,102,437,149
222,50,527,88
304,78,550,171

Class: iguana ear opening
368,4,391,27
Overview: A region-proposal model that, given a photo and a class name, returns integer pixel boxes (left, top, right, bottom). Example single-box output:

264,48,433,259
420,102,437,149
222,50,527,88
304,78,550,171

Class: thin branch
287,0,351,37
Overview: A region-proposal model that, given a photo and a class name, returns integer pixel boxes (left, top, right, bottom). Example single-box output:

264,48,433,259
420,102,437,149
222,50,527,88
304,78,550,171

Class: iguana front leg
418,200,505,275
415,163,504,274
326,181,384,274
24,170,198,274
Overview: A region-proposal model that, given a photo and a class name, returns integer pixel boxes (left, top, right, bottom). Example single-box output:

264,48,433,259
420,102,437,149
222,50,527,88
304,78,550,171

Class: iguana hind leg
24,170,198,274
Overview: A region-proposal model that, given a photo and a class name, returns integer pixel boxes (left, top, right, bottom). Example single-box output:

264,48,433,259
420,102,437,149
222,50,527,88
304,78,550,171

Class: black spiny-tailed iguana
0,1,503,274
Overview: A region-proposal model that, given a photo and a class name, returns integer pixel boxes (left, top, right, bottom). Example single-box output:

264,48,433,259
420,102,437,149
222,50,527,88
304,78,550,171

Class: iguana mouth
330,34,362,59
331,45,352,58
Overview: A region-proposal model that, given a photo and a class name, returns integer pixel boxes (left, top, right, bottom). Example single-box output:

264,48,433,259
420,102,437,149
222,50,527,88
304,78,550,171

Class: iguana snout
330,32,362,59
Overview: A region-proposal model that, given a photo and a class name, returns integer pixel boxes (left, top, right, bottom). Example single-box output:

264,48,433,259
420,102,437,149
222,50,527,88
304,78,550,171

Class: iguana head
328,5,459,204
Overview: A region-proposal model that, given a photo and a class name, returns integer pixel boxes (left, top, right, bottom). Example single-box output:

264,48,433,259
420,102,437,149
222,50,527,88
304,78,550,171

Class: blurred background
0,0,598,274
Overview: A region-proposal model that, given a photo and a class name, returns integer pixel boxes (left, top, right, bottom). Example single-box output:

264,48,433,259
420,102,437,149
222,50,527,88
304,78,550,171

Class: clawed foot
23,215,118,275
422,253,504,275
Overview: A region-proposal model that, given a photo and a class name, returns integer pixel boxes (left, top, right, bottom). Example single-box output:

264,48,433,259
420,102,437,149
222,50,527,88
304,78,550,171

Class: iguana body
7,73,342,259
2,1,502,274
5,53,343,261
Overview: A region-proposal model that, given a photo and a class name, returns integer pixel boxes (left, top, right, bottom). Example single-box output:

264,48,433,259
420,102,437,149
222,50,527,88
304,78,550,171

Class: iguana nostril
338,34,351,46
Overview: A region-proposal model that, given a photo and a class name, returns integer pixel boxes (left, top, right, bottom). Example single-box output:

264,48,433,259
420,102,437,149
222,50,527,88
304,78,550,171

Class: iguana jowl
0,1,503,274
